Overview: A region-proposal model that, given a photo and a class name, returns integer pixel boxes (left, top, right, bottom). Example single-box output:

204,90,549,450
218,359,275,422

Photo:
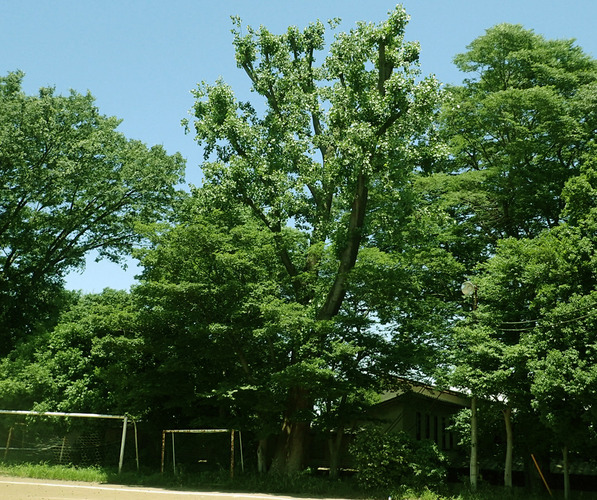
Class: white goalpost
0,409,138,473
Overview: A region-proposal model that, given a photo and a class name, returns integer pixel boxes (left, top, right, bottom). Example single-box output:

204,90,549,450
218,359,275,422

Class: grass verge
0,463,587,499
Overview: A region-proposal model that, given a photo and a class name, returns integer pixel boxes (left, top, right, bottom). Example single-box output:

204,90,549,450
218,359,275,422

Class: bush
350,428,447,492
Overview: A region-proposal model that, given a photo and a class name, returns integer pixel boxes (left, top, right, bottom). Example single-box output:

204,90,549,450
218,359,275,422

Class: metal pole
133,419,139,472
118,416,128,474
239,431,244,473
0,409,125,419
171,433,176,474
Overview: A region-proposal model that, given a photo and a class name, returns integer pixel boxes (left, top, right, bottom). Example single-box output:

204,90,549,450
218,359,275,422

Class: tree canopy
0,71,185,352
183,5,445,473
439,23,597,247
3,8,597,492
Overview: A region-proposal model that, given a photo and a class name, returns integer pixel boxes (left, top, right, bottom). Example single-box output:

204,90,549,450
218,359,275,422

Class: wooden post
160,431,166,473
230,429,235,479
4,427,13,460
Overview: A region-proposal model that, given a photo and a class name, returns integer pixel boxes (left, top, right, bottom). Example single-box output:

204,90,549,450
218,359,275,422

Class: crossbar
162,429,229,433
0,410,125,420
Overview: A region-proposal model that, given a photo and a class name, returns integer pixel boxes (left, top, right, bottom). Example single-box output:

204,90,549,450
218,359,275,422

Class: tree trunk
270,386,311,475
563,444,570,500
328,426,345,479
257,438,268,473
503,406,513,488
470,396,478,491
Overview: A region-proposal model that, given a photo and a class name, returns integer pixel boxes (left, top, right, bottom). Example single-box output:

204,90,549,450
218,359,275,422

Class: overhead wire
495,303,597,333
498,300,597,326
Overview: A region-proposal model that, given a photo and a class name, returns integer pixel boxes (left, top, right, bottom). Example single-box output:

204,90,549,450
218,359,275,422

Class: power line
499,300,597,325
497,305,597,333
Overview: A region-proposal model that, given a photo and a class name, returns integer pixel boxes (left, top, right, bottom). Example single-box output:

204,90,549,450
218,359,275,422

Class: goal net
0,410,137,472
161,429,244,476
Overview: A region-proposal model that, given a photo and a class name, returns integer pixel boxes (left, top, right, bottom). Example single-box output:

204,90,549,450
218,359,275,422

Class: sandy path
0,477,336,500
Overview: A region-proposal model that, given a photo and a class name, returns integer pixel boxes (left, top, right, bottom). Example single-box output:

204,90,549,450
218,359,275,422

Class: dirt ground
0,476,330,500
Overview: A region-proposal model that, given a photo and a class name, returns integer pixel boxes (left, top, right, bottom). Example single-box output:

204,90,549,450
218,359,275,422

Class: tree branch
317,171,368,320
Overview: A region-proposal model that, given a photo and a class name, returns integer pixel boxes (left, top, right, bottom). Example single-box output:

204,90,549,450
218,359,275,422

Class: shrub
350,428,447,492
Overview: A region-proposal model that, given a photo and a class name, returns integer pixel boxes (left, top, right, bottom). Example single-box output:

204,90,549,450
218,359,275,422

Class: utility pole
462,281,478,492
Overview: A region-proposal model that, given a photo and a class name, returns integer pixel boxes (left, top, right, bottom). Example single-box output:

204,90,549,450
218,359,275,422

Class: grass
0,462,595,500
0,462,109,482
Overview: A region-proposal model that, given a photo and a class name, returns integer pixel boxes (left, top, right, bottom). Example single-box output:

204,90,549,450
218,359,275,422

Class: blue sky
2,1,596,293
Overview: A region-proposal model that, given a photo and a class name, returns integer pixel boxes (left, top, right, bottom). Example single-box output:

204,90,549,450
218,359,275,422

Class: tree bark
503,406,513,488
328,426,345,479
257,438,268,473
470,396,479,491
270,386,311,475
316,171,368,321
563,444,570,500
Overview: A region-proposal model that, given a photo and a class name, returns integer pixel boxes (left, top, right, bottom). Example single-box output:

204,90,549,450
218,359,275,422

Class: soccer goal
160,429,244,477
0,410,138,473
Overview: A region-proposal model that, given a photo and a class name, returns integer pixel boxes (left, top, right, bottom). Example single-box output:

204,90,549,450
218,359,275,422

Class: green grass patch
0,462,109,482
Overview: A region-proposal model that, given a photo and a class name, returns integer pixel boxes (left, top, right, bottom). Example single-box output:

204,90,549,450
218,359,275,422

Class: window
415,412,422,440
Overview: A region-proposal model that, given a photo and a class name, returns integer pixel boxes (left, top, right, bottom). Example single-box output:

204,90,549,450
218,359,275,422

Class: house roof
378,378,470,408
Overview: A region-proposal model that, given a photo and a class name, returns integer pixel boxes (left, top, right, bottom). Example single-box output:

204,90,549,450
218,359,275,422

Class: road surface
0,477,341,500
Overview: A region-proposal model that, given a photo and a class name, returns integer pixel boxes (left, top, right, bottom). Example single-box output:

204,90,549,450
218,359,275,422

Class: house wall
368,391,465,451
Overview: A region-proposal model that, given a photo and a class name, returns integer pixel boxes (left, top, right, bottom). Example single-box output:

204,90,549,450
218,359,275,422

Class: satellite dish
461,281,476,297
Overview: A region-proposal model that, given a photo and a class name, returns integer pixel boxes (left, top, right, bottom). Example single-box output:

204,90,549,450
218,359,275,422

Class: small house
368,380,469,453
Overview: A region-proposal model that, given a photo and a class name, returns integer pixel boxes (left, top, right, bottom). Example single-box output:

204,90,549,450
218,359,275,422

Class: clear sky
2,1,596,293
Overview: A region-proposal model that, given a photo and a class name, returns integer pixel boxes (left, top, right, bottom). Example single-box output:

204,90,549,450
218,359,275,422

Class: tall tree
439,23,597,248
464,224,597,497
439,24,597,489
447,152,597,491
186,6,442,473
0,71,185,352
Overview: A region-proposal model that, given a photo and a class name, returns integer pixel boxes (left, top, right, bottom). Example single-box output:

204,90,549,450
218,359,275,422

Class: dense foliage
0,72,184,353
440,22,597,498
351,427,447,492
2,6,597,496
